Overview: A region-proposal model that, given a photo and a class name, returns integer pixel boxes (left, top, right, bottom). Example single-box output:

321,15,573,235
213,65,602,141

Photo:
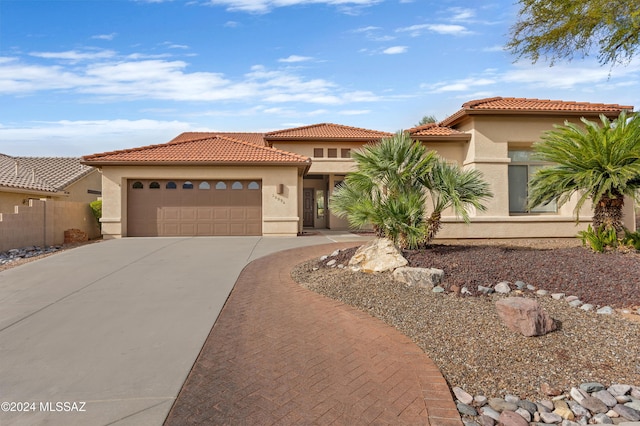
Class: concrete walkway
0,234,367,426
164,243,462,425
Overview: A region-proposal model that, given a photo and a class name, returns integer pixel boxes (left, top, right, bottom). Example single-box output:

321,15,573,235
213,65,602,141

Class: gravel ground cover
291,240,640,401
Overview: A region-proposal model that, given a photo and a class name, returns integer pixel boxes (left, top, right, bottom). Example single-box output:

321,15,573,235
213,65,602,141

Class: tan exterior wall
272,141,363,175
99,165,302,238
0,192,29,215
64,169,103,203
0,199,100,252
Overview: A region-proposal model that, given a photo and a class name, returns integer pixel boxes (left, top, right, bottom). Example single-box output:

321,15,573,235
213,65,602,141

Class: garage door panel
213,208,229,220
196,208,213,220
128,179,262,237
229,208,246,220
246,207,261,221
180,207,197,221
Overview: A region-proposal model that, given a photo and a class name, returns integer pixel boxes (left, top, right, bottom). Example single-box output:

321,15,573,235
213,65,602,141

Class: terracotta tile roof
441,97,634,127
406,123,469,138
170,132,267,146
0,153,95,194
82,135,310,165
265,123,392,141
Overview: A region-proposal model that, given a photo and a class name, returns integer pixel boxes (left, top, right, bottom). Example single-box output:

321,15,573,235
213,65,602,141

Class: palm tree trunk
426,210,442,244
593,193,625,236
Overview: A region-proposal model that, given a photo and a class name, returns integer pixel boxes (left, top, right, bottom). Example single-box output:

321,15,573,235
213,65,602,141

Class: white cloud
339,109,370,115
0,52,382,105
448,7,475,22
224,21,239,27
29,50,117,61
483,45,505,53
428,78,496,93
92,33,117,41
278,55,313,63
396,23,471,37
204,0,381,14
382,46,407,54
352,26,381,33
0,119,195,156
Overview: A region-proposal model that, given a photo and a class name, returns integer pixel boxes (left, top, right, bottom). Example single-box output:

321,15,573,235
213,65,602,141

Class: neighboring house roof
0,153,95,194
170,132,267,146
406,123,470,141
265,123,392,142
82,135,311,167
441,97,635,127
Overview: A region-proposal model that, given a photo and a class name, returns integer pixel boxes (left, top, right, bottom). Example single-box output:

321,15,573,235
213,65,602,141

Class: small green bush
90,200,102,230
622,229,640,250
577,224,618,252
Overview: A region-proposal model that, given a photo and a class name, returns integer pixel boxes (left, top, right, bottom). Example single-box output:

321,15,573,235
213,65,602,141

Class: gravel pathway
291,241,640,401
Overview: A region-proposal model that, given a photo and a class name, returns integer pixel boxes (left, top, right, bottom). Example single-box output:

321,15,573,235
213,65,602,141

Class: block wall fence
0,199,101,252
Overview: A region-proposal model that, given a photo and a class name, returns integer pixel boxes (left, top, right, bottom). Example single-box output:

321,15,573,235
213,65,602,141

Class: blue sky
1,0,638,157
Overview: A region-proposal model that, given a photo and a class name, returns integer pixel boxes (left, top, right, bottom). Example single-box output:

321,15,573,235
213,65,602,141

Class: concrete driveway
0,233,366,426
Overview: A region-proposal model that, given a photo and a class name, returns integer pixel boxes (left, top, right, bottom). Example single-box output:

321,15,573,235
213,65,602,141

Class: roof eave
80,160,311,168
0,185,67,197
265,136,391,142
440,108,633,127
412,134,471,142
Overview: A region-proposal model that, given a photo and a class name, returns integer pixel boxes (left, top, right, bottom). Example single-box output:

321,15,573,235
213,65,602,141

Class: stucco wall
99,165,302,238
64,169,103,203
0,199,100,252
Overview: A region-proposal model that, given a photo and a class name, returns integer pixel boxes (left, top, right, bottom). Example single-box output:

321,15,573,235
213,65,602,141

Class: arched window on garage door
248,181,260,189
132,181,144,189
150,181,160,189
166,181,177,189
231,181,243,190
183,181,194,189
199,181,210,190
215,181,227,190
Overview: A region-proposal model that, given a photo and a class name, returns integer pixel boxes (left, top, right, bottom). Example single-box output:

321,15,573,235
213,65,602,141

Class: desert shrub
90,200,102,229
578,224,618,252
622,229,640,250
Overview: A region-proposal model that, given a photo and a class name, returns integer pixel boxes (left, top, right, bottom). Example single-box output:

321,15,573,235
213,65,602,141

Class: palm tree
528,111,640,235
330,131,493,248
423,160,493,243
330,131,436,249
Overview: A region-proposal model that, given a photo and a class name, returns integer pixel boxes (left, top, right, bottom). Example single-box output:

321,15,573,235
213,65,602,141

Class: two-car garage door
127,179,262,237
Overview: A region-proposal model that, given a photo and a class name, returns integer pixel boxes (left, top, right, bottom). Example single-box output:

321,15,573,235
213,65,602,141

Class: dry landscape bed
291,239,640,401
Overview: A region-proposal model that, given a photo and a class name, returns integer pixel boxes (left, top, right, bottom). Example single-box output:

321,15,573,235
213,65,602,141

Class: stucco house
0,154,102,214
82,97,636,239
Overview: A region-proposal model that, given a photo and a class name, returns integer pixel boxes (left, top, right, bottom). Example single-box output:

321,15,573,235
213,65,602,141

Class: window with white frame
508,150,557,214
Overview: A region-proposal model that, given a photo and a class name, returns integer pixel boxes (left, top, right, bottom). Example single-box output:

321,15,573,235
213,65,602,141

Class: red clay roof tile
82,135,309,165
406,123,467,137
265,123,392,140
441,97,634,127
170,132,267,146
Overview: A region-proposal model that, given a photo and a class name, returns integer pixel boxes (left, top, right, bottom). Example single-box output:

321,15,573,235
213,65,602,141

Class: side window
508,150,557,214
199,181,211,190
313,148,324,158
132,181,143,189
341,148,351,158
327,148,337,158
166,181,177,189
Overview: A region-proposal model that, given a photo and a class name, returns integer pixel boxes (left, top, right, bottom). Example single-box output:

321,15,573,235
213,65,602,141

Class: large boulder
393,266,444,289
348,238,408,273
495,297,556,337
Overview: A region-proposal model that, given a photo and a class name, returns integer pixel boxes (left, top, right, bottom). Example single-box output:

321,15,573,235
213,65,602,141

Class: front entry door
303,188,314,227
